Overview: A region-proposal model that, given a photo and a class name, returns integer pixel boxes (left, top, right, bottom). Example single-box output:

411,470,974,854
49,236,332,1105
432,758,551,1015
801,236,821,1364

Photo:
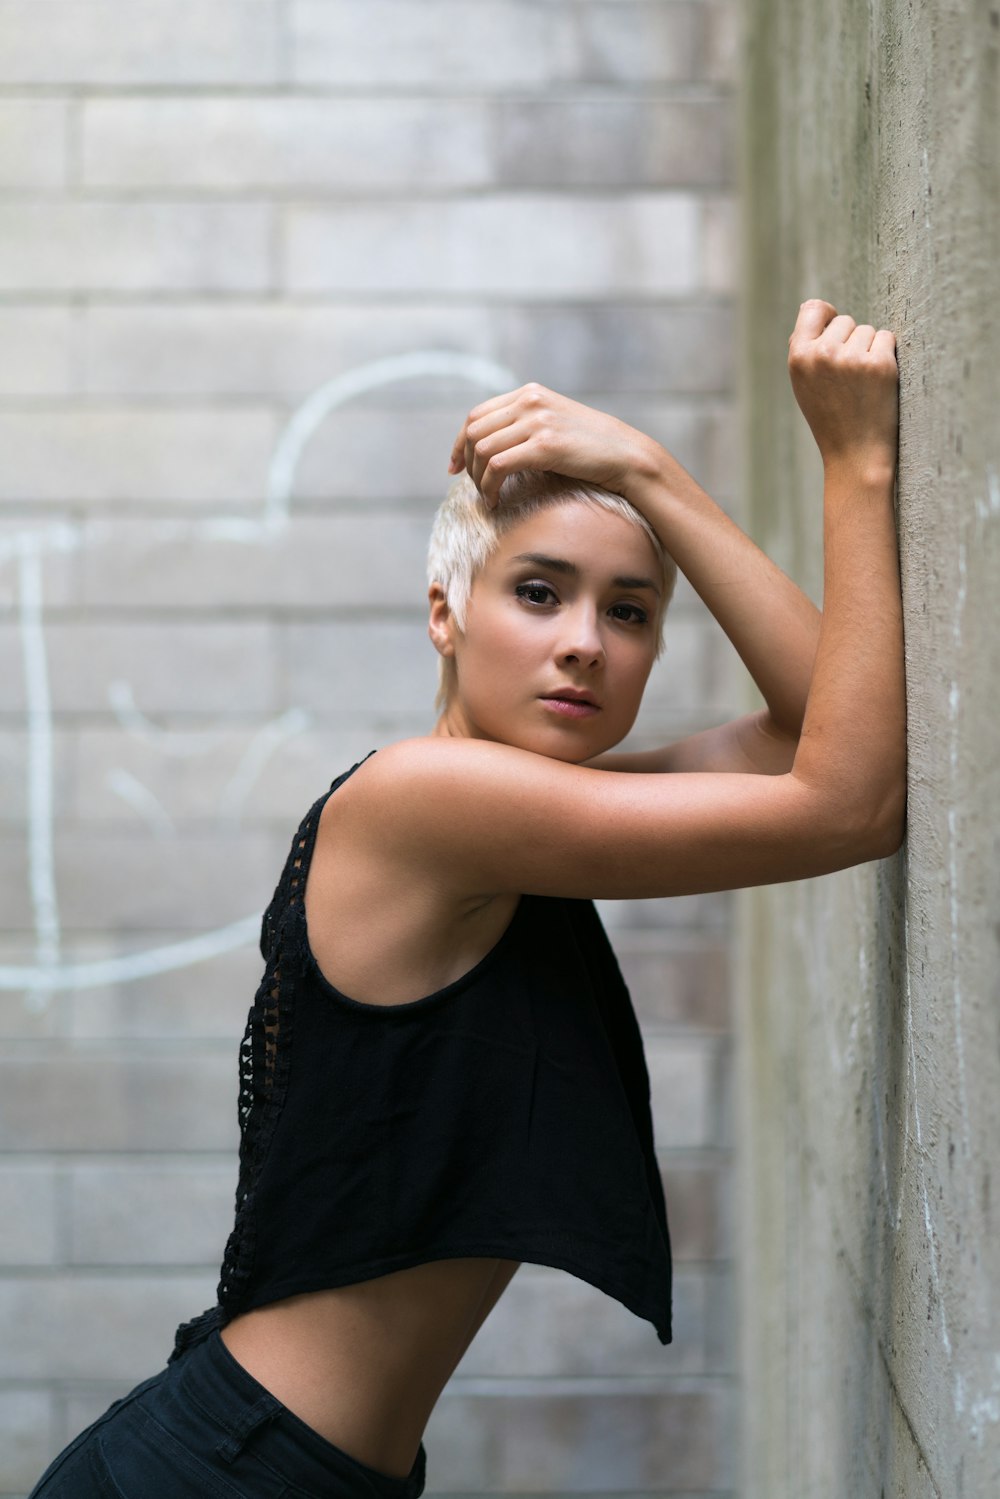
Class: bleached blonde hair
427,470,677,707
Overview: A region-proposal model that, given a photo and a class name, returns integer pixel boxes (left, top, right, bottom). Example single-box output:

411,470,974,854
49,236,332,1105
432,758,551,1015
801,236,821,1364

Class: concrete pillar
741,2,1000,1494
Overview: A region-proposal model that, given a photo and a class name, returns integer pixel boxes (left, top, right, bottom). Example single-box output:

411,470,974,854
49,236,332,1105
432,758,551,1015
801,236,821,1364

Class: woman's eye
515,583,557,606
609,603,648,624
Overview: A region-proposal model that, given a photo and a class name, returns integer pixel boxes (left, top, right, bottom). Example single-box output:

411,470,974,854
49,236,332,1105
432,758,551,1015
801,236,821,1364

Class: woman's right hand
447,383,663,508
787,299,899,479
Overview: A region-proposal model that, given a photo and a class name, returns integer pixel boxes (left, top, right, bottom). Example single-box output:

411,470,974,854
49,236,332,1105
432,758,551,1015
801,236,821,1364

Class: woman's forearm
777,300,904,845
789,457,905,840
626,441,820,737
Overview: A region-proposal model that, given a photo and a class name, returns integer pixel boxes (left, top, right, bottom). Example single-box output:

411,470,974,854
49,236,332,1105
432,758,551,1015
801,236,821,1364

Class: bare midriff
219,1256,521,1480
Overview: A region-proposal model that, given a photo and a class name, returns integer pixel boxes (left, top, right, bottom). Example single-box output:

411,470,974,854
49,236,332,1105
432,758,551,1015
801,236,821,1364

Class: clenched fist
788,299,899,479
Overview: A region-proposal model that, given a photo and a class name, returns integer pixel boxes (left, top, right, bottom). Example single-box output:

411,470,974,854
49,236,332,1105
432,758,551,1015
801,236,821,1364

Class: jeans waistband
168,1327,427,1498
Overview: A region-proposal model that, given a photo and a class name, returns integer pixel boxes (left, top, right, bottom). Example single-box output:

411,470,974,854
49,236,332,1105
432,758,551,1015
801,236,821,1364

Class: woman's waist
217,1257,518,1477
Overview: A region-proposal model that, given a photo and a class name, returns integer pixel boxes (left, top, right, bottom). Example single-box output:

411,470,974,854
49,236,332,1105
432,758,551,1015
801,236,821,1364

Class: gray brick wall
0,2,739,1493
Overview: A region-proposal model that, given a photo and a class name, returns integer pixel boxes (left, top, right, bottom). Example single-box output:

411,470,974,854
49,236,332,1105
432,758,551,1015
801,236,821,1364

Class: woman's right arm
354,301,904,901
777,300,903,848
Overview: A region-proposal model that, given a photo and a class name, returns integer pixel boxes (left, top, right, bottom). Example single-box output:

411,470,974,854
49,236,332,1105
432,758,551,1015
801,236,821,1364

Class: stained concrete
740,1,1000,1494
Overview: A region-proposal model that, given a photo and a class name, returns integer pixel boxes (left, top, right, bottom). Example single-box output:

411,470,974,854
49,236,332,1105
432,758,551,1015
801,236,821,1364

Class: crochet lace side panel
214,795,325,1316
171,758,373,1360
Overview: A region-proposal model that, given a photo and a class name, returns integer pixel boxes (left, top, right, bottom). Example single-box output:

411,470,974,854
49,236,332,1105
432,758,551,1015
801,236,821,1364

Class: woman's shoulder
336,735,560,812
324,734,635,905
321,737,529,864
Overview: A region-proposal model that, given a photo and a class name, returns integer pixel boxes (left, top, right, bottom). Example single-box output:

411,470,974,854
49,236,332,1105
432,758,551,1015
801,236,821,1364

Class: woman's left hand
447,383,661,506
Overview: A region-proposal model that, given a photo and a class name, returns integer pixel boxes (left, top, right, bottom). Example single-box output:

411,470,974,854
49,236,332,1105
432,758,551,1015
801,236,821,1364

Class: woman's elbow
791,770,907,870
840,779,907,865
868,785,907,861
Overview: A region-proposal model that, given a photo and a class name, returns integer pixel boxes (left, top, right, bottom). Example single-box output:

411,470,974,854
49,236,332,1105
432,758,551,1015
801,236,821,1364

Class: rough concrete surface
741,1,1000,1495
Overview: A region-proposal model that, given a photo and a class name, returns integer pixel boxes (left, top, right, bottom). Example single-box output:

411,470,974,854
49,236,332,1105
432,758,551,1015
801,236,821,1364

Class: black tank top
172,754,672,1358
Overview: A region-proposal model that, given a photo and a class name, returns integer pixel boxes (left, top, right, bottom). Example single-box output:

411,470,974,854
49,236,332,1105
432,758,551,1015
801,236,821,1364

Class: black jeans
27,1326,428,1498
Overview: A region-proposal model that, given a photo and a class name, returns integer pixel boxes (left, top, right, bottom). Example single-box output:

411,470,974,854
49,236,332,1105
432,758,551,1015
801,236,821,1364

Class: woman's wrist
622,433,671,495
822,450,897,500
619,434,710,542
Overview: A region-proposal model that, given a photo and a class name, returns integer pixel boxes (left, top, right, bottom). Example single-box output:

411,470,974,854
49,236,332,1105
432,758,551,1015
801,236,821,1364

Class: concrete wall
741,2,1000,1495
0,4,740,1494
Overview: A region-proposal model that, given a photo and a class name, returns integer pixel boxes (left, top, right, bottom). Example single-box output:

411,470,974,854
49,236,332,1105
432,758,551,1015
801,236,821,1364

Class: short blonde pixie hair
427,470,677,707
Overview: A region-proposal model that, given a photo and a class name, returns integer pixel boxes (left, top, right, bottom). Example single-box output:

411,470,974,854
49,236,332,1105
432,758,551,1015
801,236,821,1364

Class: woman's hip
27,1326,427,1499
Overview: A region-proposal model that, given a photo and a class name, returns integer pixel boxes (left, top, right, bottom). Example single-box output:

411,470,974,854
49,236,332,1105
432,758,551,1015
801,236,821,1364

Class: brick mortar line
0,1265,224,1280
0,1038,240,1052
0,1152,238,1165
61,85,735,103
0,1032,732,1053
0,1258,732,1275
0,1147,727,1164
0,290,736,305
0,394,737,411
0,290,737,306
0,186,736,202
37,187,737,203
0,1372,738,1393
0,85,737,102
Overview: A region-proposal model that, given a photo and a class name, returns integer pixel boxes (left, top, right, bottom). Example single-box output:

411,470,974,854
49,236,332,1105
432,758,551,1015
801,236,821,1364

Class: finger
464,398,527,467
469,420,535,495
467,387,526,422
447,426,468,473
465,382,553,431
477,437,541,506
824,314,857,345
464,405,525,479
464,404,515,473
847,323,877,353
870,328,898,368
447,388,525,473
448,413,481,473
466,404,520,446
791,298,838,344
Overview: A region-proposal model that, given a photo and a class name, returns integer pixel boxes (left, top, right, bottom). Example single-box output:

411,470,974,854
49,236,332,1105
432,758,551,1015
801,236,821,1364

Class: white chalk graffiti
2,352,519,1007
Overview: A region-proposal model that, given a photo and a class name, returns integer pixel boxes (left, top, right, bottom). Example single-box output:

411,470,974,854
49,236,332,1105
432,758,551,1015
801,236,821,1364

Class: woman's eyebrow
511,550,577,575
511,552,660,595
614,574,661,595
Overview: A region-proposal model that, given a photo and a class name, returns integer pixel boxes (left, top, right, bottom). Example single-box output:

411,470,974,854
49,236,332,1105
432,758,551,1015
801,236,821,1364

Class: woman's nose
556,608,605,668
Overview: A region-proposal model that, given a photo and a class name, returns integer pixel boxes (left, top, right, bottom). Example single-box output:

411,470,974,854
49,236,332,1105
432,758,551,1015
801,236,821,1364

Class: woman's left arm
599,439,820,773
451,386,820,774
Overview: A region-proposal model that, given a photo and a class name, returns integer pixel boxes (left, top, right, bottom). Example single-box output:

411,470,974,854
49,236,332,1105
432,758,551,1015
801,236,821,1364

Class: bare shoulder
325,734,604,888
338,734,604,846
307,740,528,1003
340,735,564,804
327,735,583,887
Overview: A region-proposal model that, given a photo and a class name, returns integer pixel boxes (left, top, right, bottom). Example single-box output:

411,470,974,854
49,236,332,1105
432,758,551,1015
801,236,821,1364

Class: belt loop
215,1392,282,1464
169,1304,224,1364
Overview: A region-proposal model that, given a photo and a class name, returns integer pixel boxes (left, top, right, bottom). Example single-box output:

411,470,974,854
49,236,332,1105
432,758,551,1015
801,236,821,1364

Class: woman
28,298,904,1497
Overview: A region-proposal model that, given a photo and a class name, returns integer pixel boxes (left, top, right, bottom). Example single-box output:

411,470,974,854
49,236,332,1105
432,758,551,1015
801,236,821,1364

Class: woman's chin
510,722,625,764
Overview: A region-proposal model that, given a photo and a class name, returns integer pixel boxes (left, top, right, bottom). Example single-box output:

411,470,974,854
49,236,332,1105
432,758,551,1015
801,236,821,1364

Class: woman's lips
539,696,601,719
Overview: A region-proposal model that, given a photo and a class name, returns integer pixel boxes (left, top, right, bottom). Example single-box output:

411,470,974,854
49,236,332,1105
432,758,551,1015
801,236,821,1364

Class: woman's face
432,501,662,761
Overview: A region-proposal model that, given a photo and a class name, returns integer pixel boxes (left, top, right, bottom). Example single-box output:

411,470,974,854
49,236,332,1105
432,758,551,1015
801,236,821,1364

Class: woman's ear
427,582,457,660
